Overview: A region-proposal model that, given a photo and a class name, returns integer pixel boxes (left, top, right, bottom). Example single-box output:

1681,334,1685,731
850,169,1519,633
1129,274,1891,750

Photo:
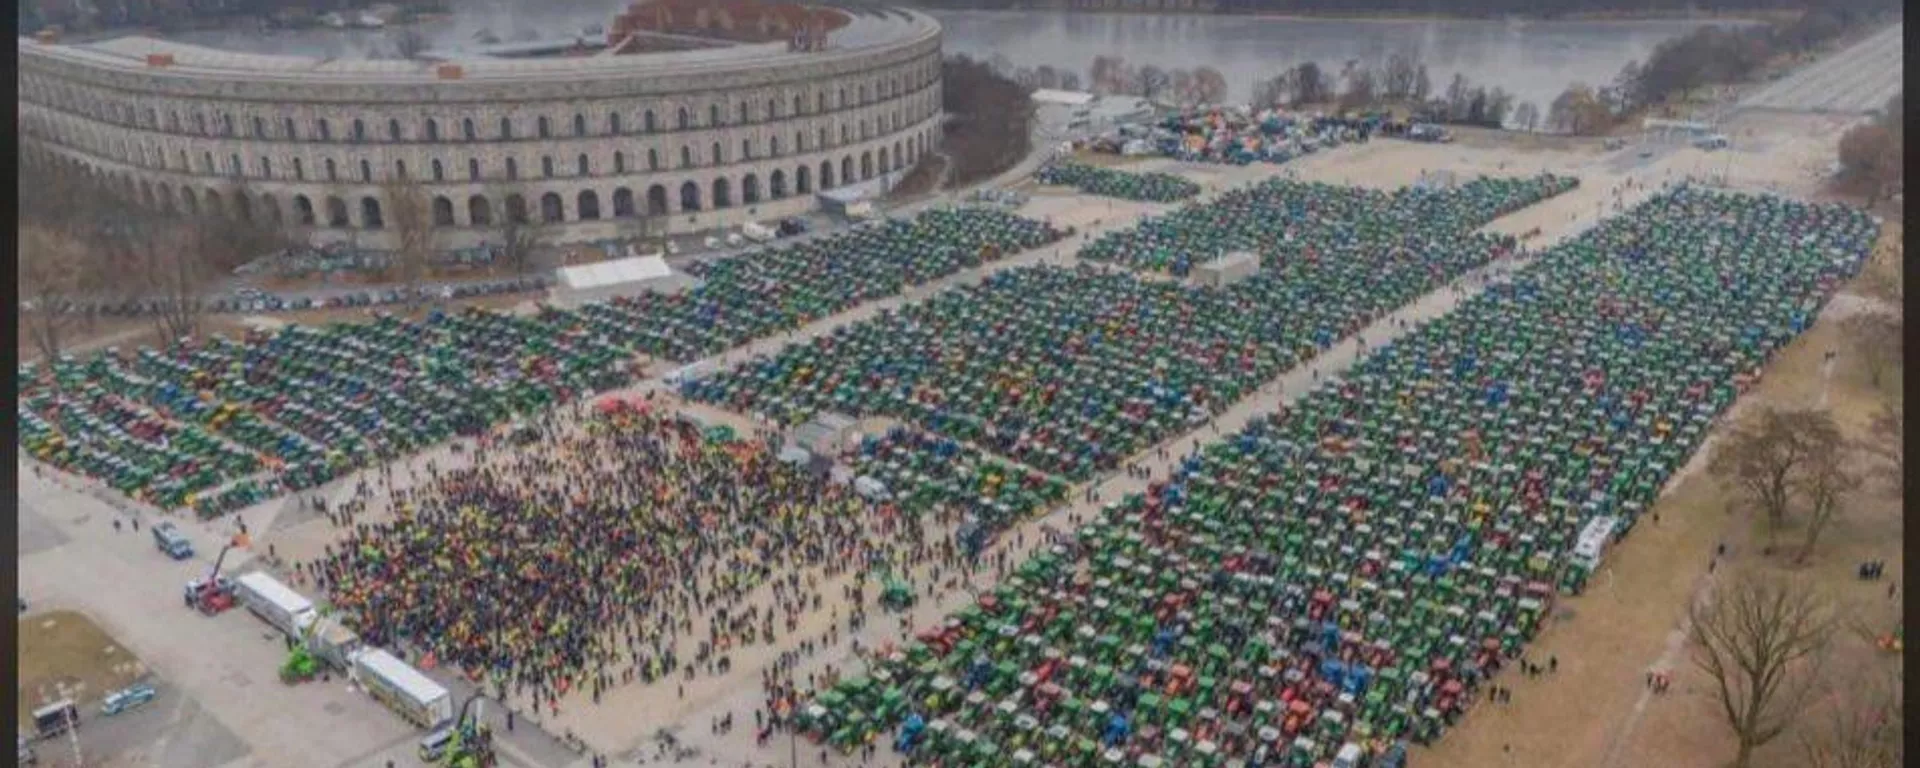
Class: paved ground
1735,22,1904,115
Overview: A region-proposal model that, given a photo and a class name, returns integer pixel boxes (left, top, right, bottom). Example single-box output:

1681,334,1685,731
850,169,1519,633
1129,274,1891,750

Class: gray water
930,11,1744,111
164,4,1738,112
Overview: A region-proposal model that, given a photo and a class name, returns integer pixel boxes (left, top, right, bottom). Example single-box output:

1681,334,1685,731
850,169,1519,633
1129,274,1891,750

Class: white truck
232,572,318,639
353,649,454,729
741,221,776,243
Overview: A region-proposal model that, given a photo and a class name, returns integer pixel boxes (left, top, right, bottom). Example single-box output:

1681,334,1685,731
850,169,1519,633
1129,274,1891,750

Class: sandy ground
17,610,150,732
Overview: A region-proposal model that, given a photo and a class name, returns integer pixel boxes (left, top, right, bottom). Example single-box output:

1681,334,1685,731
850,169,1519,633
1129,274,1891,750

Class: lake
929,10,1744,109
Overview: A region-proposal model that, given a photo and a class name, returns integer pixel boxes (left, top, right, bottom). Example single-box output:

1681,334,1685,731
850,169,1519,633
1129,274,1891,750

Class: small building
549,251,679,307
790,411,860,456
1032,89,1096,107
1192,250,1259,289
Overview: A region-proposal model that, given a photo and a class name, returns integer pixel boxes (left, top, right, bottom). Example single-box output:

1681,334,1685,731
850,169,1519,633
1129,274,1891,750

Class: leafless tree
1137,65,1171,101
381,178,438,312
19,227,96,362
1089,55,1128,95
1691,570,1836,768
124,212,219,345
1860,402,1903,495
1792,442,1857,564
1799,664,1904,768
1709,407,1842,544
1191,67,1228,106
1512,102,1541,132
1411,64,1432,103
487,185,546,276
1339,67,1378,111
390,28,429,59
1841,311,1902,390
1382,51,1418,100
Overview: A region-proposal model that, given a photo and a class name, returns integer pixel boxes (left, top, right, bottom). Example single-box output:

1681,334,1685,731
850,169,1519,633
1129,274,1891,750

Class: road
1734,22,1904,115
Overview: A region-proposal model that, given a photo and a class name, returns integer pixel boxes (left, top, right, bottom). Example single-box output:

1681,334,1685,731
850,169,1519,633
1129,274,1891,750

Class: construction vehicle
437,694,497,768
184,543,237,615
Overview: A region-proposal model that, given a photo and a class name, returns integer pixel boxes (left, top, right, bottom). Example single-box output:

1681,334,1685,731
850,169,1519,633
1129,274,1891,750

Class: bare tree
1709,407,1842,544
1512,102,1541,132
1841,311,1902,390
19,227,96,362
1290,61,1331,107
488,185,545,276
1339,67,1378,111
125,212,218,344
1382,51,1418,100
1792,442,1857,564
381,178,437,312
1691,570,1836,768
1860,402,1903,495
390,28,429,59
1191,67,1228,105
1137,65,1171,102
1799,664,1904,768
1445,73,1472,119
1089,54,1128,95
1411,64,1432,103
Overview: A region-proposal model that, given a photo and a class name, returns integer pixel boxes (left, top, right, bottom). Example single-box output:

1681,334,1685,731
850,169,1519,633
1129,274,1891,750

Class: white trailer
232,572,317,639
353,649,454,729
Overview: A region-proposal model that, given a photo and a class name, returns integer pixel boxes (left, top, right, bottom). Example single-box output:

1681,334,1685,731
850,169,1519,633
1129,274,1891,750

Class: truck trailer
231,572,318,639
354,648,454,729
305,614,365,671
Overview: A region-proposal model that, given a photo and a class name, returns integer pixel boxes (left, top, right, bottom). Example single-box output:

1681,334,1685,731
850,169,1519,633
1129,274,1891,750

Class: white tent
550,252,676,307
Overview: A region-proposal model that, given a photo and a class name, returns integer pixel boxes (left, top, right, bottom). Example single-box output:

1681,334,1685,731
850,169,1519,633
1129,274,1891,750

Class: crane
441,693,497,768
184,543,237,615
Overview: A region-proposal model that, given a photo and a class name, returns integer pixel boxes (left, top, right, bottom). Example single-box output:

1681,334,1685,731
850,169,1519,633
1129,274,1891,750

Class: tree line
1833,92,1903,206
941,55,1037,187
1542,4,1892,134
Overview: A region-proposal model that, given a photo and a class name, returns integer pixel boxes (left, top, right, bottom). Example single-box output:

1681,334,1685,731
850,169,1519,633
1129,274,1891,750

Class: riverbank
910,2,1788,24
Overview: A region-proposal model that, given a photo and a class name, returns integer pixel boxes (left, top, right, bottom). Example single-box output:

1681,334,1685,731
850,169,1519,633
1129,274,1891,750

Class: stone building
17,4,944,249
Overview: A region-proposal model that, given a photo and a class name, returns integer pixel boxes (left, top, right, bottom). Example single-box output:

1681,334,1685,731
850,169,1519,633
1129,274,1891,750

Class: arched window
645,110,657,132
463,118,476,140
284,117,297,139
505,195,528,223
614,187,635,217
743,174,760,204
361,159,373,181
260,156,273,178
573,113,587,137
469,195,492,226
711,142,723,165
712,177,731,209
223,113,235,136
680,146,692,168
794,95,803,115
537,116,551,138
771,136,781,157
609,112,622,135
499,117,513,139
859,85,868,104
506,158,518,180
767,99,778,119
797,131,806,151
709,104,721,126
540,192,563,222
388,118,401,141
738,101,748,124
614,151,626,174
352,119,366,142
838,88,846,108
361,197,384,229
229,153,243,177
295,195,316,225
677,107,689,130
542,156,554,178
318,119,331,140
741,139,752,161
252,116,265,137
426,119,440,141
468,158,481,181
293,158,304,180
577,153,590,176
577,190,600,220
648,149,660,171
432,196,455,227
679,181,701,211
395,159,407,179
431,158,444,181
817,92,826,112
647,185,669,216
819,127,827,148
326,196,349,227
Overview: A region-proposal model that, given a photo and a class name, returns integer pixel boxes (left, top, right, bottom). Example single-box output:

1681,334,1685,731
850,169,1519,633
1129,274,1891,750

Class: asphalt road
1735,22,1904,115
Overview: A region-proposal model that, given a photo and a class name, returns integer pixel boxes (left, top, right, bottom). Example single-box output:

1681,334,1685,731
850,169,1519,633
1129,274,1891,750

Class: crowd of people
295,401,987,716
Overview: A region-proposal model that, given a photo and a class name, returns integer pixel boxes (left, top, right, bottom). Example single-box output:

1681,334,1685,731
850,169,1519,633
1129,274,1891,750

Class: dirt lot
17,610,150,732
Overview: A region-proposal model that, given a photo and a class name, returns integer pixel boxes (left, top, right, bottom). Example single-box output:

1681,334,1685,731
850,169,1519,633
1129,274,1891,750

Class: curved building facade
17,5,943,247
